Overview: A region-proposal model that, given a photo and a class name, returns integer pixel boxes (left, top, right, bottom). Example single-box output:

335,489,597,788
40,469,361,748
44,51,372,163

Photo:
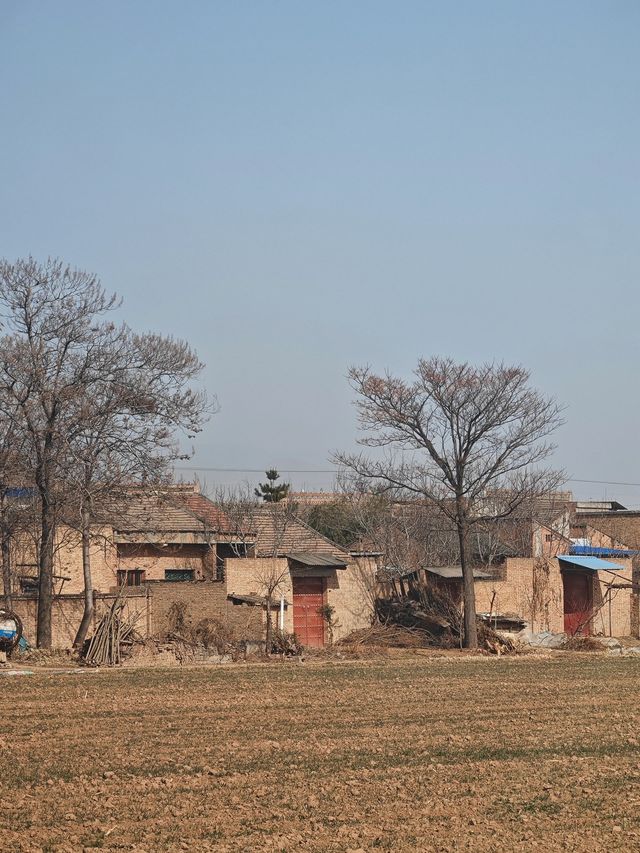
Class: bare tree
255,559,290,653
0,404,31,610
62,330,212,649
0,258,212,648
336,357,564,648
0,259,121,646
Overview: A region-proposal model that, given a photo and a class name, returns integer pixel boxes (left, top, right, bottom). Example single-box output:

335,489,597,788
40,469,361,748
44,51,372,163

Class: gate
292,577,325,647
563,571,593,636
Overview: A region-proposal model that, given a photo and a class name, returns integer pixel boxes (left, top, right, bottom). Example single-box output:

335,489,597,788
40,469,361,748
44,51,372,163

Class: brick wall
225,557,292,633
224,555,376,642
116,544,212,585
10,595,86,648
325,556,377,639
146,580,262,640
8,526,217,596
10,581,263,650
475,557,565,633
574,513,640,636
9,525,119,596
474,556,634,636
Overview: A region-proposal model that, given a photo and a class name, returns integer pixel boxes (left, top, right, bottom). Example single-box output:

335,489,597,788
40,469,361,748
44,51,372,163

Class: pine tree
255,469,290,503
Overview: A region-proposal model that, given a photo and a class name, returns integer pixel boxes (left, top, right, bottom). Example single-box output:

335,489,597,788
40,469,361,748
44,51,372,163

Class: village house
6,485,379,649
389,496,637,638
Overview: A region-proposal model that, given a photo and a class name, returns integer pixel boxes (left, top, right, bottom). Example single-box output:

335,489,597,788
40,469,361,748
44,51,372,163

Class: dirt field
3,653,640,852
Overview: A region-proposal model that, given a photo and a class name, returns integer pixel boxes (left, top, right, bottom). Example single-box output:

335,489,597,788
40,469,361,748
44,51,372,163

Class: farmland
2,653,640,852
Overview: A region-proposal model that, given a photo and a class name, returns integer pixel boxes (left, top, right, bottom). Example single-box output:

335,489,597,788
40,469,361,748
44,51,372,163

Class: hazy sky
1,2,639,502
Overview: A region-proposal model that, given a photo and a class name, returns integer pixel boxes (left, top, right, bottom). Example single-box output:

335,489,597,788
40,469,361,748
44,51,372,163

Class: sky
1,2,639,502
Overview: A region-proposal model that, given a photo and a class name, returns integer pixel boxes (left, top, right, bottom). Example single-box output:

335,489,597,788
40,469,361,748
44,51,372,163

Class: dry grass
3,654,640,851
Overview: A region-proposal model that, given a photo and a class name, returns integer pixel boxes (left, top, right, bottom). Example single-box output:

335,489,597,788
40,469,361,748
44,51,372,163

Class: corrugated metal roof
424,565,493,580
558,555,626,571
287,551,348,568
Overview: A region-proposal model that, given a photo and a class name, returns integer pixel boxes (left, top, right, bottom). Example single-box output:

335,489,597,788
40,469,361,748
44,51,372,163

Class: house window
164,569,194,582
117,569,146,587
18,575,39,594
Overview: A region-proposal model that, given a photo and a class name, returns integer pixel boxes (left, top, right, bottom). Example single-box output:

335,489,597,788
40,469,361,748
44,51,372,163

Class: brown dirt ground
2,653,640,852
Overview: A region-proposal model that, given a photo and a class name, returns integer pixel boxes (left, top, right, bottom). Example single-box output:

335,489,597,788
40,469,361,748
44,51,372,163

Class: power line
173,466,640,488
568,478,640,488
173,466,337,473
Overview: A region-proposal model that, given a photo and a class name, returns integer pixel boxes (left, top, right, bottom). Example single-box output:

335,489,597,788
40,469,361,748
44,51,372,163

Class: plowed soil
2,654,640,851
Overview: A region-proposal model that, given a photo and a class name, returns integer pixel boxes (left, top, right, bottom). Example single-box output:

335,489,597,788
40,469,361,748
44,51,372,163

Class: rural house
6,485,378,648
397,497,637,637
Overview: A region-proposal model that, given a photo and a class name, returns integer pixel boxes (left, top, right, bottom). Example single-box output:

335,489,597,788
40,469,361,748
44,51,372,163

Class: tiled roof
287,492,343,506
249,506,349,559
112,493,206,533
107,488,350,557
179,492,235,533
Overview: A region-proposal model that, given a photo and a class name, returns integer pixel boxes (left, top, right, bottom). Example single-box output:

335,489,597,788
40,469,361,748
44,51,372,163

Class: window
19,575,39,594
164,569,194,582
117,569,146,587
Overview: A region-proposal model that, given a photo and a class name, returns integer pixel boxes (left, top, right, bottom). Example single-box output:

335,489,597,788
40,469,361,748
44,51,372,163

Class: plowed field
3,654,640,851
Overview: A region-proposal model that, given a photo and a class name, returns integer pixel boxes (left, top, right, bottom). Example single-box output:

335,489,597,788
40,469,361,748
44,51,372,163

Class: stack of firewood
84,593,138,666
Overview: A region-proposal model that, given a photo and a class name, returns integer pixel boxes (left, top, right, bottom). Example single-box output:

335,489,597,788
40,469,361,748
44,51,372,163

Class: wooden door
293,577,325,647
563,571,593,636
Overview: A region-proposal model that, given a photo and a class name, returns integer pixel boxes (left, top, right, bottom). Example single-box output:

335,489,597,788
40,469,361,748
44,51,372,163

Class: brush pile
341,590,520,655
338,623,430,649
376,597,451,637
84,593,139,666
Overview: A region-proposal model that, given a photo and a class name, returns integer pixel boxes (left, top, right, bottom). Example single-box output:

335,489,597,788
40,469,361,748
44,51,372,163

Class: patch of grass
521,794,563,815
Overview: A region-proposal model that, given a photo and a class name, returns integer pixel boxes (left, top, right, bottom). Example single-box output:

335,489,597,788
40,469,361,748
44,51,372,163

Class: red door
563,571,593,636
293,577,325,647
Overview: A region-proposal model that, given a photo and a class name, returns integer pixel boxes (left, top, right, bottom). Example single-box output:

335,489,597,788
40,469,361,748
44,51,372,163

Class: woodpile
344,594,520,655
478,623,518,655
338,623,431,648
84,592,138,666
376,597,451,638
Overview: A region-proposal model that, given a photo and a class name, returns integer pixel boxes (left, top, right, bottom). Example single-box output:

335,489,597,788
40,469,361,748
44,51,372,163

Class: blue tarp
570,545,637,558
559,555,626,572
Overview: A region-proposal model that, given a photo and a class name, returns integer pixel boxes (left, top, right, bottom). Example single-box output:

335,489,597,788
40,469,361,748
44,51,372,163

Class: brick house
7,485,378,648
394,500,637,638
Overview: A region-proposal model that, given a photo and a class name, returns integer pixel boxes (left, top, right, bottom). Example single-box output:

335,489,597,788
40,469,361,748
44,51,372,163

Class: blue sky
1,2,639,501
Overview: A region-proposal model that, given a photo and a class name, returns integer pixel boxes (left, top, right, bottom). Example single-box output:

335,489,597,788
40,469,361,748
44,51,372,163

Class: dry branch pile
343,591,520,655
338,623,430,649
376,597,451,638
84,594,138,666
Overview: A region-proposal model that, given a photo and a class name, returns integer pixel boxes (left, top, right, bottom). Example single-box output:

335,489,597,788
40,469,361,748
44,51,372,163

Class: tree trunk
265,596,273,654
36,495,55,649
457,506,478,649
0,488,11,611
73,506,93,649
1,526,12,612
